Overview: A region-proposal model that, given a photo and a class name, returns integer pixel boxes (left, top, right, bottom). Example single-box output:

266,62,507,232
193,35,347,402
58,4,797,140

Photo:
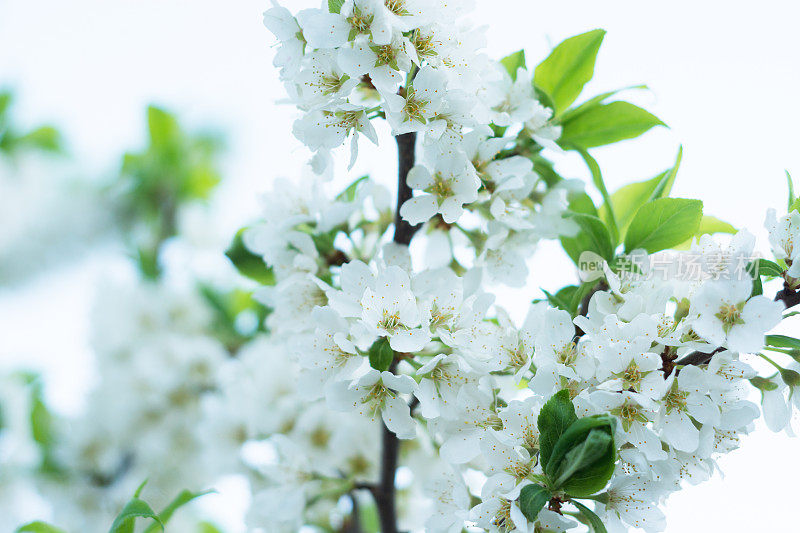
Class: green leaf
558,85,648,123
648,147,682,201
17,126,62,152
0,91,11,122
143,490,213,533
534,29,606,114
109,498,163,533
553,429,612,487
328,0,344,13
567,191,598,217
560,101,664,149
599,173,664,236
225,228,276,285
754,258,785,278
537,390,578,469
543,286,578,315
787,171,796,212
571,500,608,533
337,175,369,202
198,523,224,533
147,106,180,148
368,337,394,372
16,522,67,533
518,484,552,523
624,198,703,254
750,376,779,392
766,335,800,350
569,145,619,244
30,387,54,448
532,156,563,187
696,215,736,237
560,213,615,264
749,260,763,297
674,215,737,250
545,415,616,497
500,50,527,80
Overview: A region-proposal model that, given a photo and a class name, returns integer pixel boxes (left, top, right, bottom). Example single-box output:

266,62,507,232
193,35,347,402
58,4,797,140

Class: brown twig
393,132,419,246
370,133,419,533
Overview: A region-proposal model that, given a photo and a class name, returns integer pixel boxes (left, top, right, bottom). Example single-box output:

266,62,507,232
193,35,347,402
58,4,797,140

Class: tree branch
775,282,800,309
676,283,800,370
393,132,419,246
370,134,419,533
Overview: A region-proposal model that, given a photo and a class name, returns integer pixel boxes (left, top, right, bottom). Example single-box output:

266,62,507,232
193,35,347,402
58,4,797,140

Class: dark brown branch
393,132,419,246
675,283,800,371
374,414,401,533
775,282,800,309
574,280,607,338
371,133,419,533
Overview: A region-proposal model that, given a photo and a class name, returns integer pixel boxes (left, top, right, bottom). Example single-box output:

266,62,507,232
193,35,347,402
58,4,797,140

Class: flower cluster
264,0,579,288
236,2,800,532
7,3,800,533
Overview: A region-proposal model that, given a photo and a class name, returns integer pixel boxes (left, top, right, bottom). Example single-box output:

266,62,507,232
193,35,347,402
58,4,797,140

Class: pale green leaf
16,522,67,533
568,145,619,244
558,85,648,123
108,498,162,533
500,50,526,80
624,198,703,253
571,500,608,533
143,490,213,533
560,101,665,148
560,213,615,264
534,29,606,114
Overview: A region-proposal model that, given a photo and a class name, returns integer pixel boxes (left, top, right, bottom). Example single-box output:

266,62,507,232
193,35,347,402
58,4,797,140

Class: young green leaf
754,258,785,278
544,415,616,497
16,522,67,533
146,105,180,148
534,29,606,114
518,484,552,523
568,191,599,217
328,0,344,13
16,126,62,153
602,147,684,236
543,286,580,316
648,147,682,201
558,85,648,123
599,172,665,236
559,101,665,149
568,145,619,243
560,213,615,264
142,490,213,533
337,175,369,202
674,215,737,250
787,170,796,211
624,198,703,254
766,335,800,350
571,500,609,533
553,429,613,488
225,228,276,285
750,376,779,392
500,50,527,80
368,337,394,372
537,389,578,469
108,498,163,533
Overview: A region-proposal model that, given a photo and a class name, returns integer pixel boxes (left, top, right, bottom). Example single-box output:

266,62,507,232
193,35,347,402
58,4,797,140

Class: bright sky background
1,0,800,531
